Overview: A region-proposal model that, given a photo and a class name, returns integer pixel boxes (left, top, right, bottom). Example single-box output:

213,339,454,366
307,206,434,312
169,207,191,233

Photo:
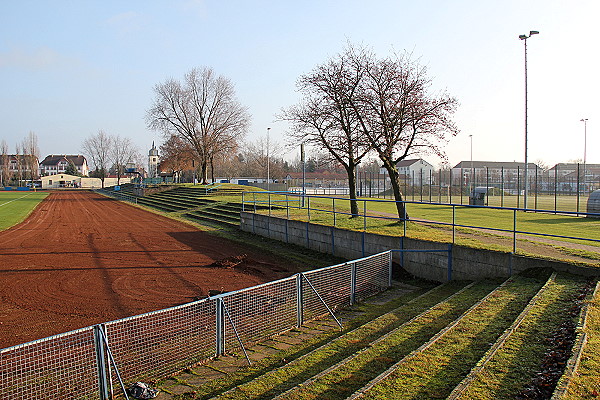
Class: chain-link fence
0,252,391,399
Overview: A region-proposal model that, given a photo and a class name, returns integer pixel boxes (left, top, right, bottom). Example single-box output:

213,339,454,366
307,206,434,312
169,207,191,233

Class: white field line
0,193,32,207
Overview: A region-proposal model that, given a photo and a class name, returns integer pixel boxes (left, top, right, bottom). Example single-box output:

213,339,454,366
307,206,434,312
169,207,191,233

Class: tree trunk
200,161,208,184
345,165,359,217
210,156,215,183
383,163,409,220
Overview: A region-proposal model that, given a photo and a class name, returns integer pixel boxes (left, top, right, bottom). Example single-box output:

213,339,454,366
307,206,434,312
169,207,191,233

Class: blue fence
241,192,600,254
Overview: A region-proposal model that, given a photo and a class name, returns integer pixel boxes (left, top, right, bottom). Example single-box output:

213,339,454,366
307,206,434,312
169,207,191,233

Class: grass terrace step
349,273,549,400
212,280,501,400
447,272,590,399
149,193,209,208
136,197,187,212
561,281,600,399
185,212,239,227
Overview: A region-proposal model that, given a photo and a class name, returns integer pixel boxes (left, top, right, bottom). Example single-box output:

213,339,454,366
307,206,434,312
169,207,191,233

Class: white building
379,158,435,185
148,142,159,178
39,155,89,176
41,174,131,189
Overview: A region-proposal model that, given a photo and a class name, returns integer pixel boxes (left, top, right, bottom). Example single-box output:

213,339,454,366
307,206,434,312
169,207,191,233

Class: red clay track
0,191,297,349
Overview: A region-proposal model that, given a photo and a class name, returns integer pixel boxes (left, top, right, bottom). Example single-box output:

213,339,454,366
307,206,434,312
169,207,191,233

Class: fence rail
241,192,600,254
0,252,392,399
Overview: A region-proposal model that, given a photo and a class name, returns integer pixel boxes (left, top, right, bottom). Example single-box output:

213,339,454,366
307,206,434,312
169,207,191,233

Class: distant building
39,155,89,176
548,163,600,178
451,161,540,182
380,158,435,185
41,174,131,189
1,154,39,182
148,142,159,178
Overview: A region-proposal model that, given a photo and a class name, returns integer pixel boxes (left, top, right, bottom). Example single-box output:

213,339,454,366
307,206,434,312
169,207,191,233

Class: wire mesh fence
0,327,99,400
104,298,216,385
0,251,392,399
221,276,298,353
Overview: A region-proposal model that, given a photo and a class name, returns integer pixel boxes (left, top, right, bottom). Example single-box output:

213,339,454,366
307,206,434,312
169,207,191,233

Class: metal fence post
331,226,335,256
513,209,517,253
363,200,367,232
447,244,453,282
388,250,393,287
296,273,304,327
452,205,456,244
216,298,224,357
94,324,110,400
350,262,357,305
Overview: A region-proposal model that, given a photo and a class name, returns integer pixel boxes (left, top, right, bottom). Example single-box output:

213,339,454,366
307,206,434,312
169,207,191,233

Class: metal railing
0,252,392,399
95,188,139,204
241,192,600,254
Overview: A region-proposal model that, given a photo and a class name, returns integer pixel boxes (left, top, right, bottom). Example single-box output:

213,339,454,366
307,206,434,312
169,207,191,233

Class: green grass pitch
0,191,49,231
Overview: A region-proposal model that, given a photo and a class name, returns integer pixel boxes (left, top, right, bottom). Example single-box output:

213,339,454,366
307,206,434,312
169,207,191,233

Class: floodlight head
530,30,539,35
581,118,588,122
519,34,527,40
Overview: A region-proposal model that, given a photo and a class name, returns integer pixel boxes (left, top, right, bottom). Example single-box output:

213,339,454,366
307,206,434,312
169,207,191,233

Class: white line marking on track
0,193,33,207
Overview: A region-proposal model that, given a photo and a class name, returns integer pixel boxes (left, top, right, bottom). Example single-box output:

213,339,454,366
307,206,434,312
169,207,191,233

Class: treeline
0,132,39,186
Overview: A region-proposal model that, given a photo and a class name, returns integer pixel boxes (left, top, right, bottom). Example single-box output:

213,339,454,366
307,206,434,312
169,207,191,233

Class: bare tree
21,131,40,182
159,134,194,182
350,47,459,218
146,67,250,184
535,159,549,172
0,140,9,186
282,47,372,216
112,136,139,185
82,130,113,188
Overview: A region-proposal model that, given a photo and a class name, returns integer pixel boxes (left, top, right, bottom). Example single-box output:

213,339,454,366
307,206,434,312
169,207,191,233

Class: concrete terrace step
151,281,433,399
185,212,239,227
209,280,488,399
253,279,505,400
447,272,591,400
348,274,549,400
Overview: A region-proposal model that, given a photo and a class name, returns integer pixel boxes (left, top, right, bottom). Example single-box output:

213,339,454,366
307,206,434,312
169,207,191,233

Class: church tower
148,141,159,178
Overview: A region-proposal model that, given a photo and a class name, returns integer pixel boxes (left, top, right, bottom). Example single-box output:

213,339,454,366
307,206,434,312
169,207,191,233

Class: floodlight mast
519,29,539,210
581,118,588,194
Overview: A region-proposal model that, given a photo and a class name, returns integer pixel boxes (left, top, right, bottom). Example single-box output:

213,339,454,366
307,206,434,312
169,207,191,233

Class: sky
1,0,599,169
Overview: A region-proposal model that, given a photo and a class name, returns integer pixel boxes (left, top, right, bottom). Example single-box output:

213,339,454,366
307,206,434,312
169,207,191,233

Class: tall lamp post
469,134,474,195
266,127,271,191
581,118,588,194
519,30,539,210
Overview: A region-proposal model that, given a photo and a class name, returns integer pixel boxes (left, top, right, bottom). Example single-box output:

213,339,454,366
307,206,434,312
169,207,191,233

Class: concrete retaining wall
240,212,600,282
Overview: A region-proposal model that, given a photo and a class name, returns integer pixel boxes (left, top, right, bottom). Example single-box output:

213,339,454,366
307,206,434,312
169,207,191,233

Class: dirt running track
0,191,298,349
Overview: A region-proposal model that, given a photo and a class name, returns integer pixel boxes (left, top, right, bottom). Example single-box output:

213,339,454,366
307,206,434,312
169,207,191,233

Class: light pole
519,30,539,210
266,127,270,191
469,134,474,195
581,118,588,194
